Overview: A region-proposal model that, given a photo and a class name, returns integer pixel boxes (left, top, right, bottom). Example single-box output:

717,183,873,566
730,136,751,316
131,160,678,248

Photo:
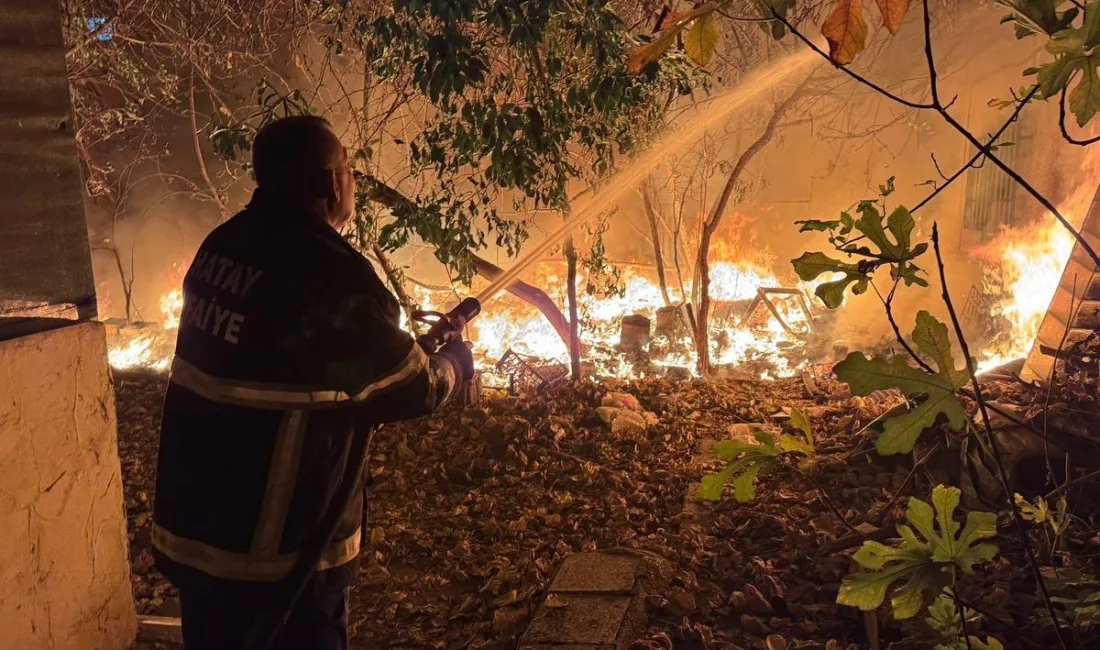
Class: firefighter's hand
438,339,474,381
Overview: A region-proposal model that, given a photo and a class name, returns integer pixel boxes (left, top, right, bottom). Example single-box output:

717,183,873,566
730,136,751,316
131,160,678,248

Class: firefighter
151,115,473,649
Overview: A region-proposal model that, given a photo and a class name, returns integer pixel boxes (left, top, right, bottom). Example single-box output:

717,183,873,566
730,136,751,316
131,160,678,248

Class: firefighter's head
252,115,356,229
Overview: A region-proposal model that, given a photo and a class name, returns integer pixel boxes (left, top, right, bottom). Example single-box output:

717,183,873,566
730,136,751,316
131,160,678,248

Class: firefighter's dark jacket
152,190,459,588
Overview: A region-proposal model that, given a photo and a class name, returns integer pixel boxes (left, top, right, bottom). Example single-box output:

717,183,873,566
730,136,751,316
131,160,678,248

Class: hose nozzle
413,297,481,353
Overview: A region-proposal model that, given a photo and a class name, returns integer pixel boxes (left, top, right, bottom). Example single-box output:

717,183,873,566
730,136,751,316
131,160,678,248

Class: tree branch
639,179,673,306
694,82,807,374
66,15,117,58
1059,86,1100,146
911,85,1039,214
776,1,1100,276
770,12,934,110
932,223,1072,650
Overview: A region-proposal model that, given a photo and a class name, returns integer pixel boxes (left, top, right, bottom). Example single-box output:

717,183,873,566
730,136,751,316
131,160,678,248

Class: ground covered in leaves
115,368,1099,650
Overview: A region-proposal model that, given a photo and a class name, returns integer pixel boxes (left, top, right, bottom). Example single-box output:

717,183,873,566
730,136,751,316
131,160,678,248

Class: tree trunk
693,87,804,376
640,177,672,307
564,234,582,379
371,242,414,315
104,244,134,323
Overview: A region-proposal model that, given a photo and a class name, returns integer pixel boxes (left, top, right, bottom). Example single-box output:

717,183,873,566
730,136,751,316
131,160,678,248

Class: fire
160,289,183,330
107,334,171,371
709,262,778,301
109,255,816,380
977,221,1074,371
454,259,814,381
974,177,1096,372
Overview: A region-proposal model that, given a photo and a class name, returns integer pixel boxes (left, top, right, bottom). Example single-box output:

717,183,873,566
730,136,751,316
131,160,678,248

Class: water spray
475,51,818,305
404,53,818,348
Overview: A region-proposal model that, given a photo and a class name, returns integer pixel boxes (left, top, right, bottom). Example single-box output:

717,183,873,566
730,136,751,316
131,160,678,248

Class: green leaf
731,461,766,502
926,592,959,634
1047,28,1085,55
969,638,1005,650
795,219,842,232
1084,2,1100,48
837,560,927,612
699,464,734,501
791,251,869,309
683,14,720,67
1015,493,1070,535
838,485,998,619
714,439,769,461
789,407,812,439
834,311,969,455
886,206,915,253
778,434,814,456
916,486,999,573
856,203,923,264
998,0,1079,37
793,201,927,309
1070,60,1100,127
891,570,941,619
1034,54,1087,98
879,175,896,196
852,539,929,569
816,275,871,309
704,426,797,503
755,0,795,38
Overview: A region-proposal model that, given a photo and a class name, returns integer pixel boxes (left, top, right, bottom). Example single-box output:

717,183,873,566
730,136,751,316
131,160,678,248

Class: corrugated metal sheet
961,117,1033,239
0,1,96,322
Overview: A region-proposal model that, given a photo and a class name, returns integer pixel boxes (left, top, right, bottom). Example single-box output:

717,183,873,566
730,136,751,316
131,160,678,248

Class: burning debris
495,348,569,394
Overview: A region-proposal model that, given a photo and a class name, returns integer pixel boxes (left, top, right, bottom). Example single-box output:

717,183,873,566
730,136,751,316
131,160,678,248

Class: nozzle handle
415,297,481,352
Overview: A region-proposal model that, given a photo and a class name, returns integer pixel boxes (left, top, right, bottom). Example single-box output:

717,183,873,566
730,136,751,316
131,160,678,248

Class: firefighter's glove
438,339,475,381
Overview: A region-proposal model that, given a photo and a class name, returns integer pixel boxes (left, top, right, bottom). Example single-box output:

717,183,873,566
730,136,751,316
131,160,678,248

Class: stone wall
0,321,136,650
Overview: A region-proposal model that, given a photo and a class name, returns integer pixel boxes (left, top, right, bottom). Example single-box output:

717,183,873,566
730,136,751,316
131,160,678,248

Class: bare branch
1059,86,1100,146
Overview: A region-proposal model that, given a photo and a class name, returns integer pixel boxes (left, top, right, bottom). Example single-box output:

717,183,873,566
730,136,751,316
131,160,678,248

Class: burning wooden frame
738,287,815,336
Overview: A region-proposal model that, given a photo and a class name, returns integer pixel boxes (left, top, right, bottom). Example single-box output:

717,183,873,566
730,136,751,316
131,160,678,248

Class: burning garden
29,0,1100,648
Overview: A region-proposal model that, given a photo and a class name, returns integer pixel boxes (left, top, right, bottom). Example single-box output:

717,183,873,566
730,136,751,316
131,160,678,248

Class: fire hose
246,297,481,650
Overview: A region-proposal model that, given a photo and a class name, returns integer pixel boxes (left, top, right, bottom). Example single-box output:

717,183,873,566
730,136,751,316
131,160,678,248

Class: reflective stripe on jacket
152,191,459,587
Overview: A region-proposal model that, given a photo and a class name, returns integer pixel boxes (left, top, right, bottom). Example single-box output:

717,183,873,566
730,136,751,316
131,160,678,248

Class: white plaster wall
0,321,136,650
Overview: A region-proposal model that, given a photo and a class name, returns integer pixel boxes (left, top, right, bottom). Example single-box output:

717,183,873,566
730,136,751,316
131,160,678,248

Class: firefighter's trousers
178,574,349,650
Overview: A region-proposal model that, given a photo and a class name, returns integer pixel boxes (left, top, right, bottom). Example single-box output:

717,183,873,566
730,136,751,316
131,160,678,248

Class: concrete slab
0,321,136,650
522,594,632,645
550,552,638,593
